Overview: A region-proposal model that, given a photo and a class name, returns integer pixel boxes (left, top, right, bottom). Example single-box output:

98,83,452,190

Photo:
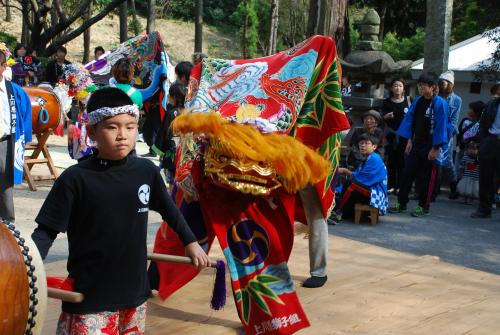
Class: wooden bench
354,203,379,225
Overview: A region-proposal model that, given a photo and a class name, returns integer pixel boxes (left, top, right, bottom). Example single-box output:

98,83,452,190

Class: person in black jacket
44,46,71,86
471,97,500,218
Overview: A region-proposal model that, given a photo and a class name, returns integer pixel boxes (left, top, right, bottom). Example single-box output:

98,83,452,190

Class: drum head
0,221,47,335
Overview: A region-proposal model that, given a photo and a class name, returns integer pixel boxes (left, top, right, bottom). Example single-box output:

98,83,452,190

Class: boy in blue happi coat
389,72,449,217
332,133,388,223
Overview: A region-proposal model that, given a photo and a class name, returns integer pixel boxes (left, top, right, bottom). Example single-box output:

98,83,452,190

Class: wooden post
194,0,203,53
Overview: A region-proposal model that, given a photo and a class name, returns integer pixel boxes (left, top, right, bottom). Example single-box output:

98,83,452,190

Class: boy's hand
405,140,413,155
185,242,210,270
428,147,439,161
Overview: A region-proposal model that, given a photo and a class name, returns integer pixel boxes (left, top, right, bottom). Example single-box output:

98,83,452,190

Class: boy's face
88,113,138,160
359,140,376,155
417,82,435,98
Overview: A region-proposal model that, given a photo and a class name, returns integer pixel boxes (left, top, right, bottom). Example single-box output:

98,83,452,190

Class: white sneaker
137,133,144,142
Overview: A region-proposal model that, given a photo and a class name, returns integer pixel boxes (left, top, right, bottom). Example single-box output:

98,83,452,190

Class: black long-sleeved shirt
33,153,196,314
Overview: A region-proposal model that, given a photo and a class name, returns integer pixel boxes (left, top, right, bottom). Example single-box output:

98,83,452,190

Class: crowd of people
336,71,500,223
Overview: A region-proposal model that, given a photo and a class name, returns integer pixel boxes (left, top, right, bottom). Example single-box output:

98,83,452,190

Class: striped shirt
461,154,479,180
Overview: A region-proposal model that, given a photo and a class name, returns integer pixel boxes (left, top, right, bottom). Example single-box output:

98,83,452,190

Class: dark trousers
478,136,500,214
0,137,15,221
386,134,407,190
398,141,436,210
336,182,370,218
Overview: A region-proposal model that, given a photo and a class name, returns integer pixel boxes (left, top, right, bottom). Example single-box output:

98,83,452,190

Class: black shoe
449,192,459,200
141,152,157,158
302,275,327,288
470,211,491,218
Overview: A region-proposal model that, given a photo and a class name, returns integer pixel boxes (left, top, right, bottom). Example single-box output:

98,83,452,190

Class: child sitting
32,87,209,334
153,83,186,190
457,141,480,204
332,133,388,223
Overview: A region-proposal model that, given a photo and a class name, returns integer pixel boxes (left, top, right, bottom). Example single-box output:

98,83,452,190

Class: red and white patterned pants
56,302,147,335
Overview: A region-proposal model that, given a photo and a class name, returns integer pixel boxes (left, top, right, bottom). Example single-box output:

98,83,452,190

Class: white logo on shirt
138,184,150,205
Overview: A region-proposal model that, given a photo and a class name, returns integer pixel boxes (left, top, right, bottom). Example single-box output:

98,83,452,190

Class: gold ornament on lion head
204,139,282,196
173,112,332,196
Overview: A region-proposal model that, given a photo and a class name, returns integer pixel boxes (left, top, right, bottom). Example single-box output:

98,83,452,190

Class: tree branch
0,0,23,11
45,0,127,52
41,0,93,43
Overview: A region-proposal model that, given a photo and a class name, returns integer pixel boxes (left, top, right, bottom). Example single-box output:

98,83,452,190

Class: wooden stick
48,287,84,303
147,253,219,269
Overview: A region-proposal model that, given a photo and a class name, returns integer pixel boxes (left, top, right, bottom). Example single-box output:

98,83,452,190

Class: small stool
354,203,379,225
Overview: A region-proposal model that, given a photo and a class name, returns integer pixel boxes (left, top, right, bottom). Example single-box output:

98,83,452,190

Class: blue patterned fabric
352,152,388,214
8,81,32,184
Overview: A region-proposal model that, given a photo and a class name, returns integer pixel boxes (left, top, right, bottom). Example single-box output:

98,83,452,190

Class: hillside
0,6,239,64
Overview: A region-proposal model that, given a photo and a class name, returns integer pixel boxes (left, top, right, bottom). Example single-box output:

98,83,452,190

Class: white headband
88,105,140,126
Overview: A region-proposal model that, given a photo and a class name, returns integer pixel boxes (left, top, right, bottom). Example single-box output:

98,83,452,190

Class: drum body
24,87,63,135
0,221,47,335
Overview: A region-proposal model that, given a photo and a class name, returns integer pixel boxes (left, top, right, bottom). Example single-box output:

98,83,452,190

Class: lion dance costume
153,35,350,334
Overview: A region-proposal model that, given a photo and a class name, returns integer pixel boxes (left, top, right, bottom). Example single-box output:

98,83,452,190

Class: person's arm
450,95,462,135
432,97,449,148
31,224,59,260
32,175,74,259
397,97,418,139
337,167,353,177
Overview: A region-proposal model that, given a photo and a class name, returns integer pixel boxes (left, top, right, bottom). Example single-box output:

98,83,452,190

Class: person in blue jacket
0,50,32,221
332,133,388,223
389,72,449,217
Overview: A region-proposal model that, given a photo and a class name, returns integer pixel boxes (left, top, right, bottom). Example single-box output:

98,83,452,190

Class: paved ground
11,134,500,334
330,194,500,275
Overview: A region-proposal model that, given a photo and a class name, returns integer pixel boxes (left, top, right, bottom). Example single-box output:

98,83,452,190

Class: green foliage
129,11,143,35
475,27,500,82
382,28,425,62
161,0,240,25
451,0,482,44
0,31,18,51
232,0,258,58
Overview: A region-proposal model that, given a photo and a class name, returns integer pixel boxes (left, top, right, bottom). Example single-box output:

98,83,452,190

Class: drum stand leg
23,131,59,191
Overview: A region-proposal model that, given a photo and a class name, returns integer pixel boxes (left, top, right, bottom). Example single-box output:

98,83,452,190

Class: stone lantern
341,9,412,125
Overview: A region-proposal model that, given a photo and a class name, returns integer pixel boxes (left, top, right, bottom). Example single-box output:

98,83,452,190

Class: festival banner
186,35,350,216
199,183,309,335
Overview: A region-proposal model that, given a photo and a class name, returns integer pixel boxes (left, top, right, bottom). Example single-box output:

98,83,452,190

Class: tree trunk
307,0,320,36
194,0,203,53
268,0,279,55
378,2,388,41
330,0,349,58
82,3,92,63
5,0,11,22
242,0,248,58
21,0,30,45
119,1,128,42
311,0,348,57
146,0,156,33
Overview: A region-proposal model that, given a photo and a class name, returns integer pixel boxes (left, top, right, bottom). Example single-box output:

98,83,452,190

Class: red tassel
53,121,65,137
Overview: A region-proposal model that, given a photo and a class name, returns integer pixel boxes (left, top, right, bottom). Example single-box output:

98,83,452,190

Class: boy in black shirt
389,73,449,217
32,87,209,334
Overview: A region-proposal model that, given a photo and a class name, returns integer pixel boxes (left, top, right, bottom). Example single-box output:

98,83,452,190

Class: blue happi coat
352,152,388,215
7,81,32,184
397,95,449,165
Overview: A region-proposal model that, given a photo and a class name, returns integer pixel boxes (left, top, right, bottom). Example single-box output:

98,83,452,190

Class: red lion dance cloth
153,35,349,335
